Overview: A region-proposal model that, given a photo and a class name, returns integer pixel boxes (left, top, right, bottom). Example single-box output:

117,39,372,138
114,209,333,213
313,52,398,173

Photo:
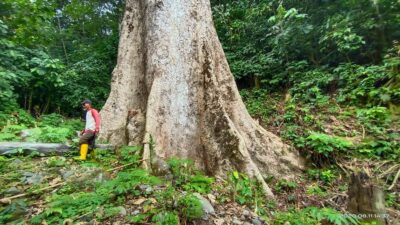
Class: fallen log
0,142,114,155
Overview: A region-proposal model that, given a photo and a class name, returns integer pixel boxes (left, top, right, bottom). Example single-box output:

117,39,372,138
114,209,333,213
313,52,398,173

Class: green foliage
167,158,195,185
178,194,204,220
38,113,65,127
228,171,263,207
356,139,399,160
32,168,160,224
0,200,27,224
385,192,398,208
272,207,359,225
119,146,142,165
305,132,353,164
0,124,26,141
356,107,391,134
0,109,35,128
1,0,123,115
275,179,297,192
306,184,327,197
45,156,66,167
98,169,161,195
183,174,214,194
307,169,337,184
36,126,73,143
0,111,83,144
166,158,214,194
152,211,179,225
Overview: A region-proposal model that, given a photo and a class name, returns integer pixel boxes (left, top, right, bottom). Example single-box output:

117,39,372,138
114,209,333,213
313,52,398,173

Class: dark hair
81,99,92,106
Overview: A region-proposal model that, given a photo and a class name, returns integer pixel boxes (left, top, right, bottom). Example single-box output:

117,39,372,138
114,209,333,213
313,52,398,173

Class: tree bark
99,0,304,196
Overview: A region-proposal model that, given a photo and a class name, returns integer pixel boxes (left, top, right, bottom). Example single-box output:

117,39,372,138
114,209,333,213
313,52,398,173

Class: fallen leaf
213,218,224,225
207,194,216,204
50,177,62,186
133,198,146,205
149,198,157,204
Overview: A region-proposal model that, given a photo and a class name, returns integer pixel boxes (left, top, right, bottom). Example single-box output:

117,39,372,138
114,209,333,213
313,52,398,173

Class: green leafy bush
178,194,203,220
38,113,65,127
307,169,337,184
275,179,298,192
183,174,214,194
167,158,195,186
152,211,179,225
356,107,391,134
119,146,142,164
356,139,399,160
228,171,263,206
46,156,67,167
306,132,353,164
0,124,27,141
306,184,327,197
36,126,73,143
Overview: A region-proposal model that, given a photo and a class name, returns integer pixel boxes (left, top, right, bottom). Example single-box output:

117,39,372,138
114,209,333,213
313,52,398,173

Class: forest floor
0,148,399,225
0,91,399,224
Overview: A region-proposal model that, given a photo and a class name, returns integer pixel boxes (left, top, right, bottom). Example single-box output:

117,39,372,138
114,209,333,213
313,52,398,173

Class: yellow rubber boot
79,144,89,160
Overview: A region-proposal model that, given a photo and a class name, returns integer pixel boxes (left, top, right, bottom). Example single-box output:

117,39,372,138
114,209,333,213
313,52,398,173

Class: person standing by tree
78,99,101,160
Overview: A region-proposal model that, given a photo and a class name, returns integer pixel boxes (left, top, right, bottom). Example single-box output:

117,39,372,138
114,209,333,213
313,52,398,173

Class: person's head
81,99,92,110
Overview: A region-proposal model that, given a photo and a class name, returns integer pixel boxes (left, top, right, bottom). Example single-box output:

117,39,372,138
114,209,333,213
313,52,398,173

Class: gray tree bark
99,0,304,196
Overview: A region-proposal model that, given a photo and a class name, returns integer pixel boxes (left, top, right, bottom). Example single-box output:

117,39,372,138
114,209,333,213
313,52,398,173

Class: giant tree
99,0,304,196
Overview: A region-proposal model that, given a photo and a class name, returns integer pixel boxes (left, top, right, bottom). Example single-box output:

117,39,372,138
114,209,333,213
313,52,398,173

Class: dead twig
379,164,400,179
0,182,66,204
388,167,400,190
106,159,145,172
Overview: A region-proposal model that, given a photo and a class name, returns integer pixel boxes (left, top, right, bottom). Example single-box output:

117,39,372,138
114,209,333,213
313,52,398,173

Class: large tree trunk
99,0,304,196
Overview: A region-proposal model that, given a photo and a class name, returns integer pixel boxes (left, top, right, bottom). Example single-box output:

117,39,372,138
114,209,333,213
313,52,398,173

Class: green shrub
306,184,327,197
307,169,337,184
152,211,179,225
62,118,83,131
228,171,263,206
167,158,195,186
356,139,399,160
46,156,67,167
0,132,18,141
36,126,73,143
336,63,397,107
356,107,391,134
119,146,142,164
183,174,214,194
0,124,27,141
275,179,298,192
320,169,337,184
306,132,353,164
178,194,203,220
39,113,65,127
240,89,276,122
0,109,35,128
